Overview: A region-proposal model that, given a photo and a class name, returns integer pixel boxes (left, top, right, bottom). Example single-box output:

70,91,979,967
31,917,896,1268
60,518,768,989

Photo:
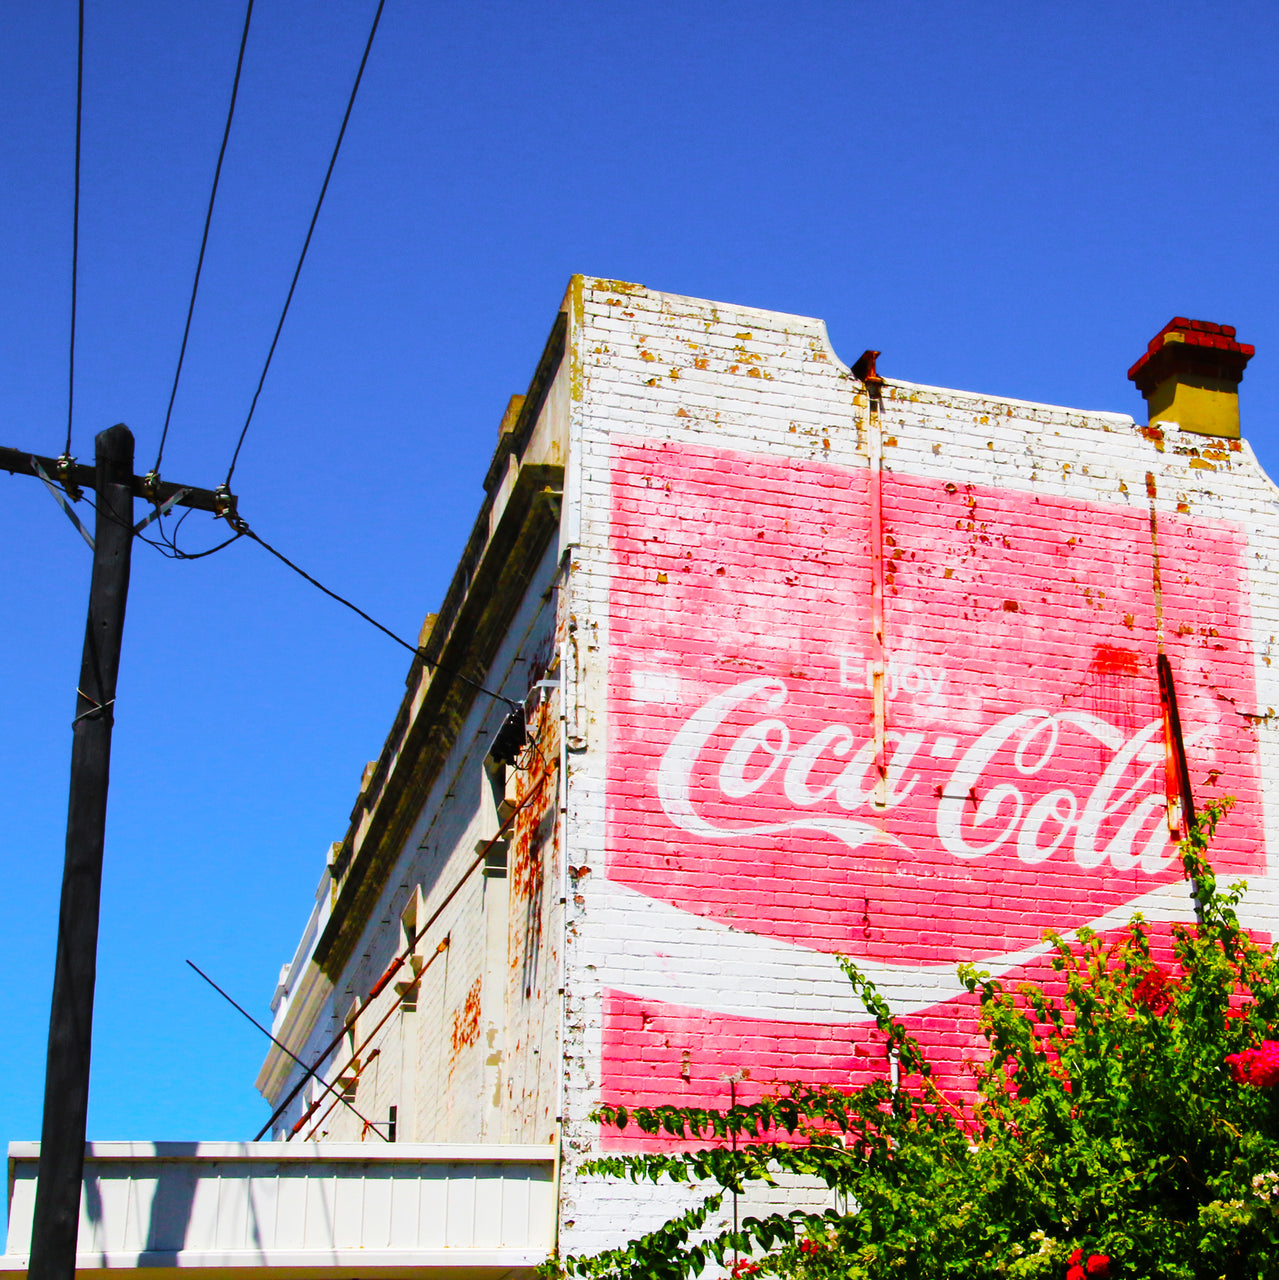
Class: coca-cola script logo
662,679,1182,875
607,441,1263,968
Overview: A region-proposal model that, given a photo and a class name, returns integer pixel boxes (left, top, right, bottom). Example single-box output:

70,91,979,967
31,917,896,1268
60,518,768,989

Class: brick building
8,279,1278,1275
255,278,1278,1257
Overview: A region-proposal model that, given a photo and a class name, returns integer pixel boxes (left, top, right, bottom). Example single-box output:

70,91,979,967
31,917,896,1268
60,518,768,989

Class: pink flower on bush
1225,1040,1279,1087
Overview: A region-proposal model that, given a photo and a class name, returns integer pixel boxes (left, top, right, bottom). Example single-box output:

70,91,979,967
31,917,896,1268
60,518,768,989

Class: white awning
3,1141,555,1278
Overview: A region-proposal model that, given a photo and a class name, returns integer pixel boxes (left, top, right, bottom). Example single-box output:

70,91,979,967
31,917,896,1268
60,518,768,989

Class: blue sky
2,0,1278,1169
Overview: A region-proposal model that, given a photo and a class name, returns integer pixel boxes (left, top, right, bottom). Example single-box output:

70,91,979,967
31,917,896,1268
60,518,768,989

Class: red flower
1133,966,1172,1014
799,1239,821,1255
1065,1248,1109,1279
1225,1051,1251,1083
731,1262,759,1277
1225,1040,1279,1087
1255,1043,1279,1087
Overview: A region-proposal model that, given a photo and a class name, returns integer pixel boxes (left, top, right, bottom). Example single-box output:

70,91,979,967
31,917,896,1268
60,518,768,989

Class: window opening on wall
332,987,353,1039
399,887,421,951
478,759,512,886
396,887,427,1011
336,996,362,1100
485,754,520,828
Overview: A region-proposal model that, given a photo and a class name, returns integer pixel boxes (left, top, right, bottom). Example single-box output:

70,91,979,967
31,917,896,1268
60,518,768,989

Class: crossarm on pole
0,443,234,517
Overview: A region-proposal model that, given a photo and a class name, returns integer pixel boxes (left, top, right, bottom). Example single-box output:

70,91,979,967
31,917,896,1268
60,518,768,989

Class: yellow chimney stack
1128,317,1253,439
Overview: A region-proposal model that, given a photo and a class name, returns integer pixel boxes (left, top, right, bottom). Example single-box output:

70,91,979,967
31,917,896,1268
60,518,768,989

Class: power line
238,522,421,654
112,489,523,705
42,466,518,711
223,0,387,489
232,517,520,710
153,0,256,477
143,523,243,561
72,489,244,561
144,505,244,561
113,492,524,707
63,0,84,460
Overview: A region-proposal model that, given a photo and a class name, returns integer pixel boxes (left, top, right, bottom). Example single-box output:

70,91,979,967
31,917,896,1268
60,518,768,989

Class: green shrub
553,802,1279,1279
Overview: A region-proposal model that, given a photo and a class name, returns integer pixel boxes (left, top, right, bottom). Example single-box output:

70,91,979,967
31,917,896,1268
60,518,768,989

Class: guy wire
186,959,391,1141
256,758,553,1140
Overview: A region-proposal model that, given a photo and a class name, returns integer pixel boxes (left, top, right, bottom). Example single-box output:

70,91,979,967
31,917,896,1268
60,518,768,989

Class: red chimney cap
1128,318,1253,394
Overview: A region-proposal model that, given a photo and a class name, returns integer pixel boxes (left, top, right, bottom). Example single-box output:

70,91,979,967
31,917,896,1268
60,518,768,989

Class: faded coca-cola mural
603,439,1264,1117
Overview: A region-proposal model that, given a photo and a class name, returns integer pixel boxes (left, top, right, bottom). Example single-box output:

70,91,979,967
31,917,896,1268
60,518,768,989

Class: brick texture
558,278,1279,1254
259,278,1279,1259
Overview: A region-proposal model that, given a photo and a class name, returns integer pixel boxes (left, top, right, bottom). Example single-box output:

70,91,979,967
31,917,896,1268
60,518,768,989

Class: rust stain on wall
509,691,560,1001
450,978,482,1055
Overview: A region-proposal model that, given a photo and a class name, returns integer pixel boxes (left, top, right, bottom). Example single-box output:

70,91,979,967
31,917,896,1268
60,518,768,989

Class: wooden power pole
28,422,134,1280
1,425,233,1280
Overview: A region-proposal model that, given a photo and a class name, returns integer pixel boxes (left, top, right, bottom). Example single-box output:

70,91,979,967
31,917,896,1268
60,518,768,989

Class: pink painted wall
601,437,1262,1117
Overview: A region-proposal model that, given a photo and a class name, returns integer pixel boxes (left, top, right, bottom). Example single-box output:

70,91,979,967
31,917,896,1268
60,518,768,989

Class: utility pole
1,425,233,1280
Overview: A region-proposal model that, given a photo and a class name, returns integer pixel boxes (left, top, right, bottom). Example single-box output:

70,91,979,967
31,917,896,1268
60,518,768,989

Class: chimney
1128,318,1253,439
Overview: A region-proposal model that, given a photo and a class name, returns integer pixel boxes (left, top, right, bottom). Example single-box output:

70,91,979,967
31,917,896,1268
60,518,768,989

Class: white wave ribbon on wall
588,878,1203,1023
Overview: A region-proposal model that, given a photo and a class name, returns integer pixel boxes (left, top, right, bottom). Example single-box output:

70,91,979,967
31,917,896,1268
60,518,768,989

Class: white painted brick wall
263,375,570,1152
260,277,1279,1264
557,277,1279,1256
